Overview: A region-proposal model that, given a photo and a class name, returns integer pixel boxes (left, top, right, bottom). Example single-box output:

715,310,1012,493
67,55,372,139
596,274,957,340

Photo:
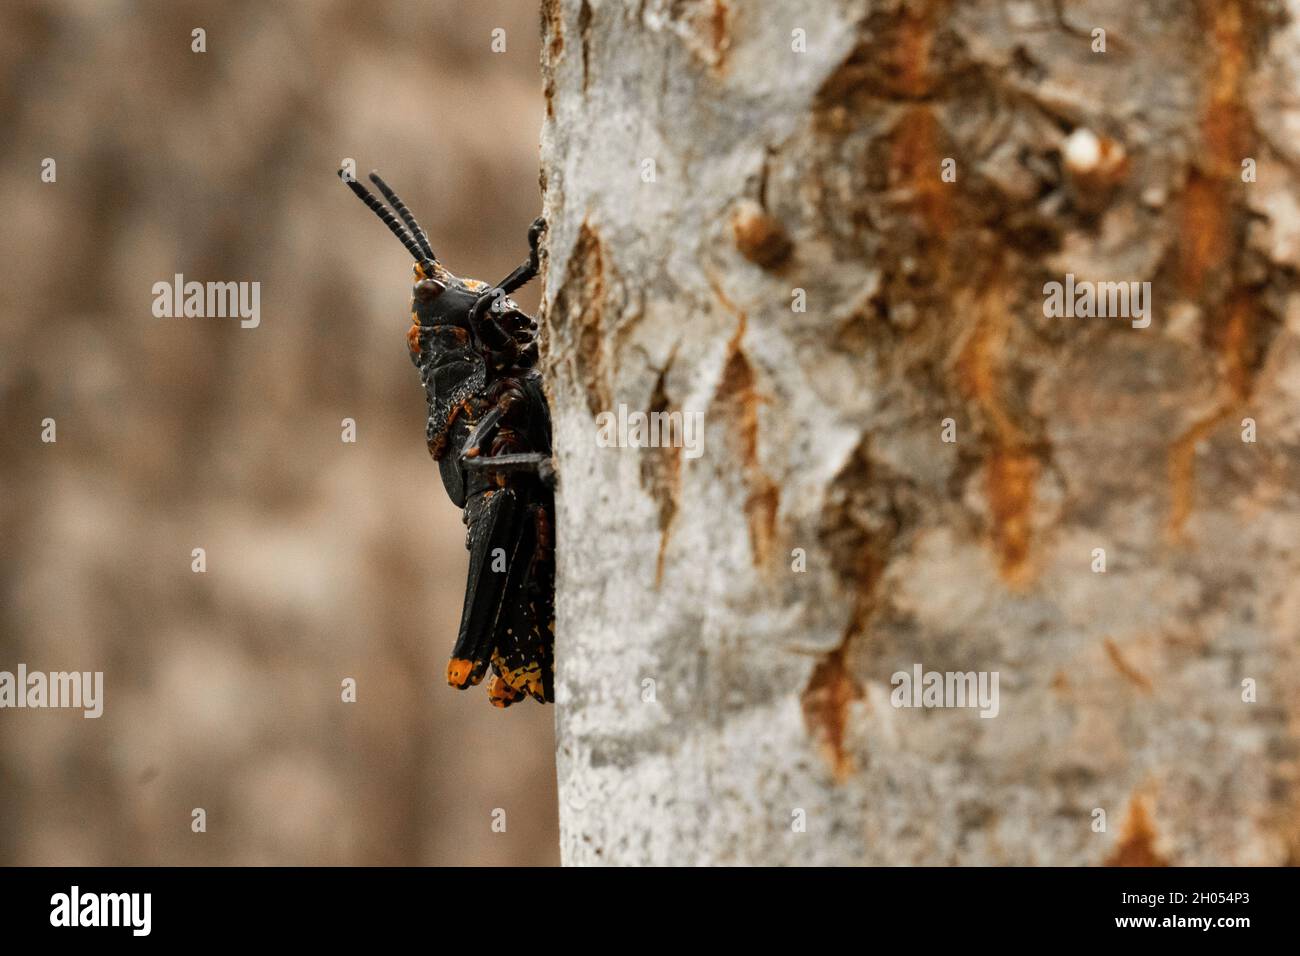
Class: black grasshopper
340,168,555,708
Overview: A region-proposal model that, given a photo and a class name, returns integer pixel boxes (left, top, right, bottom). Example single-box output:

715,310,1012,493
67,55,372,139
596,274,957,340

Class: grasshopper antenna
338,169,433,269
368,171,436,262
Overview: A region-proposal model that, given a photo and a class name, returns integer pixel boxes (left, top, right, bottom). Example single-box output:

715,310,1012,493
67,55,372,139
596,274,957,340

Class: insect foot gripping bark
339,167,556,708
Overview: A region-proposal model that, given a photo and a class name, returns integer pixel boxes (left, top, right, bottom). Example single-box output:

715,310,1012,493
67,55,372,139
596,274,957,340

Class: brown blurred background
0,0,558,865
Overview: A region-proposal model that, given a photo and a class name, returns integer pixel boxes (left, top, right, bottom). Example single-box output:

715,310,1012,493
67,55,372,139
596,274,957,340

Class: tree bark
539,0,1300,865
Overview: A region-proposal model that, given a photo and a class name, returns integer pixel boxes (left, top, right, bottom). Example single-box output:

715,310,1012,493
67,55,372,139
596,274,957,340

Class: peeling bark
542,0,1300,865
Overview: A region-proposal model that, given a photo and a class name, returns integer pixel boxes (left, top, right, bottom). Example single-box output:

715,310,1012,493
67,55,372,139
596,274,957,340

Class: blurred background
0,0,558,865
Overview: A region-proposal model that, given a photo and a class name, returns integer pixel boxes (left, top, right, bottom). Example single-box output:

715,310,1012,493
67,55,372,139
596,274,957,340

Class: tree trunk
538,0,1300,865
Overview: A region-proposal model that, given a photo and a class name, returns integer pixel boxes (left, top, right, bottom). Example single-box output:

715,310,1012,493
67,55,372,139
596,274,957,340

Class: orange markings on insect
493,658,545,701
446,658,474,687
428,398,475,460
534,507,552,551
487,674,522,708
407,324,422,356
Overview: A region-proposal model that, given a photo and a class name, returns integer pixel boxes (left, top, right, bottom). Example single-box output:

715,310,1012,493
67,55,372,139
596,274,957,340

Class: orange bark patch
639,358,683,586
891,106,952,244
801,551,881,781
886,1,953,263
1177,0,1253,308
552,221,611,418
1177,3,1248,289
811,0,950,108
986,450,1038,583
710,303,779,569
1178,173,1231,293
1106,796,1170,866
1218,293,1255,404
709,0,731,70
1202,0,1251,175
1166,3,1259,540
1167,407,1228,541
800,645,861,782
895,0,943,98
955,275,1037,586
1180,0,1248,277
665,0,731,71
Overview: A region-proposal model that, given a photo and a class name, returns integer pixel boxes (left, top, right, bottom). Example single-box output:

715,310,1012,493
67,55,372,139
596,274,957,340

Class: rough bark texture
540,0,1300,865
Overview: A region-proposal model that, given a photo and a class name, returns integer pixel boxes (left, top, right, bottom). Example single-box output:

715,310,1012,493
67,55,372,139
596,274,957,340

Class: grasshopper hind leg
446,488,522,690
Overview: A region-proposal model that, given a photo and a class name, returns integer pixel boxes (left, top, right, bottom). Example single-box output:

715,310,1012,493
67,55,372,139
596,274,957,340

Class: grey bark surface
539,0,1300,865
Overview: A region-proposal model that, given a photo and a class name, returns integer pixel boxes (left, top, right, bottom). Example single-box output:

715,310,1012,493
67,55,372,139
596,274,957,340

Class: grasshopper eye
415,278,447,302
